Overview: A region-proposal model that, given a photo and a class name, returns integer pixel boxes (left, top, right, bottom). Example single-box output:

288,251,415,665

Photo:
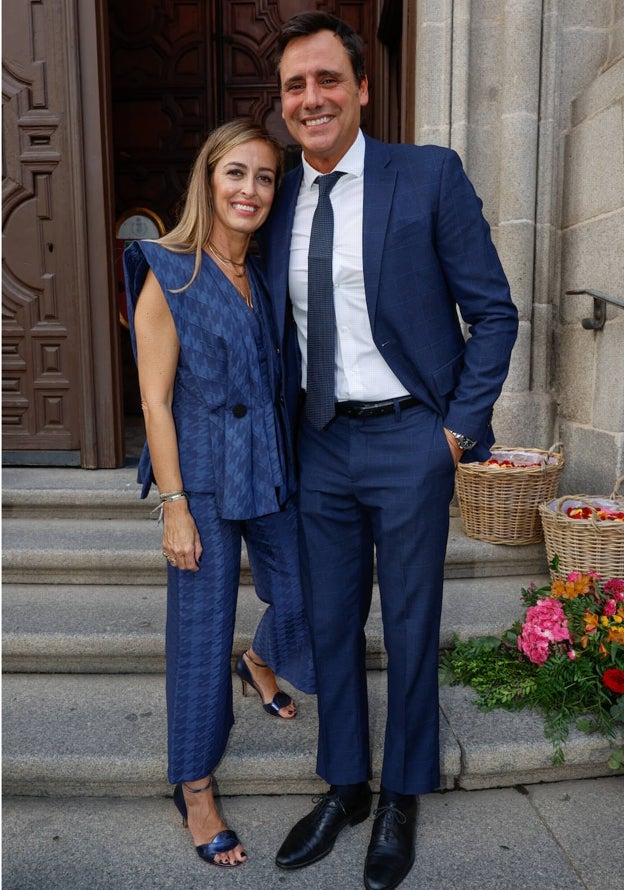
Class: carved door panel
109,0,380,228
2,2,80,453
109,1,218,231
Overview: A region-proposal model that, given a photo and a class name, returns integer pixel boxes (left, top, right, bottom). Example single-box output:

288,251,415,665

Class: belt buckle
357,401,393,418
335,396,415,419
367,402,390,417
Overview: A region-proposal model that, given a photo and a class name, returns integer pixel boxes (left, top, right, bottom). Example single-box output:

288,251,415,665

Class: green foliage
439,636,537,712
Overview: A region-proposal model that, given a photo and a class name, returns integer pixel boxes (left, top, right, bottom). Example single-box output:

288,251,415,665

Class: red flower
602,668,624,694
604,579,624,601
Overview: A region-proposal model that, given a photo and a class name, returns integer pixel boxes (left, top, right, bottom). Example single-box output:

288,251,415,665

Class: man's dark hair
273,12,366,86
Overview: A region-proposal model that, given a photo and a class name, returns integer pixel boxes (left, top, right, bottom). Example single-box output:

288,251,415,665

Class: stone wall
412,0,623,492
558,55,624,495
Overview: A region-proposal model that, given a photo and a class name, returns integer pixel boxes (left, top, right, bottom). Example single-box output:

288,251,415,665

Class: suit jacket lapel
264,167,303,342
362,137,397,326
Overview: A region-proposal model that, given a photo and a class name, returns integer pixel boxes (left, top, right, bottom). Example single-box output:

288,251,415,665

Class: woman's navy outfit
124,241,315,784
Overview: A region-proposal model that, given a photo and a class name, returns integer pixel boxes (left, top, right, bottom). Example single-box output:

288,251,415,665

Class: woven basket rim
539,502,624,533
458,442,564,475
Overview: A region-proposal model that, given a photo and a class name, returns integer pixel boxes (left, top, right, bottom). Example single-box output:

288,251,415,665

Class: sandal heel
235,651,296,719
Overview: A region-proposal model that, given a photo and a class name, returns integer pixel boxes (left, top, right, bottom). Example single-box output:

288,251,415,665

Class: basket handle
547,441,564,460
611,474,624,498
533,441,564,471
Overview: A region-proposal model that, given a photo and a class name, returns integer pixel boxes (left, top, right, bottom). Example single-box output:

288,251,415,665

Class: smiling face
210,138,279,241
279,29,369,173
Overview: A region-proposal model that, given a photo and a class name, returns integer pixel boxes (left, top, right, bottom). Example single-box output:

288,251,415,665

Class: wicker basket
539,475,624,579
456,443,564,545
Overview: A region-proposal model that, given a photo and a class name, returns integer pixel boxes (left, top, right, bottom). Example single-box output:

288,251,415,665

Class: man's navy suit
258,135,518,793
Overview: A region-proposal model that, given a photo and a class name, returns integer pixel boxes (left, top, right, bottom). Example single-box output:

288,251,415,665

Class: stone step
2,574,550,673
2,465,159,519
2,464,552,585
4,779,624,890
1,515,550,586
2,671,618,799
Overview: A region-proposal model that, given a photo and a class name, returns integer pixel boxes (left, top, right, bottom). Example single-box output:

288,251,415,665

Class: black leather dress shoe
364,794,418,890
276,785,372,870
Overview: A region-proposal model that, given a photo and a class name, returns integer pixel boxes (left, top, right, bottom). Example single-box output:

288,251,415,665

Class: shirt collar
301,129,365,189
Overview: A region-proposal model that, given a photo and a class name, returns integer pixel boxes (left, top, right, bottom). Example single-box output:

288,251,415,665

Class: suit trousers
165,493,315,785
297,401,456,794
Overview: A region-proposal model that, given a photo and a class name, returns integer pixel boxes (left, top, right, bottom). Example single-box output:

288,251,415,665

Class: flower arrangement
439,563,624,768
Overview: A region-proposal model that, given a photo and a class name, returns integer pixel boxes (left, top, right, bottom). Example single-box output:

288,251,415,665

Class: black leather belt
334,395,419,418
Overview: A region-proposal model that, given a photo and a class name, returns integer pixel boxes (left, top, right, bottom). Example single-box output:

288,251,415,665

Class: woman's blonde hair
157,118,283,289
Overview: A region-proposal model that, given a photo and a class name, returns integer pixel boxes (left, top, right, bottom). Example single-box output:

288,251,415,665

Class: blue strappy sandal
235,649,297,718
173,779,246,867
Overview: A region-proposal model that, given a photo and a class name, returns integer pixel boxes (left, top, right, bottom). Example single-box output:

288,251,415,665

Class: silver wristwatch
448,430,477,451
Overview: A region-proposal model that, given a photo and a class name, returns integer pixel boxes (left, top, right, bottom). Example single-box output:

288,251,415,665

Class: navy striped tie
306,171,344,429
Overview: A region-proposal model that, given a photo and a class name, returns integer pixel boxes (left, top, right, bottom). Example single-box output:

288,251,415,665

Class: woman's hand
161,499,203,571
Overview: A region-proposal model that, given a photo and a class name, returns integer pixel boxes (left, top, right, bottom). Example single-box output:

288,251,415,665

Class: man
258,12,518,890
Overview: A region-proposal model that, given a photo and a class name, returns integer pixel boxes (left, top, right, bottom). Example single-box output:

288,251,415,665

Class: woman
123,119,315,869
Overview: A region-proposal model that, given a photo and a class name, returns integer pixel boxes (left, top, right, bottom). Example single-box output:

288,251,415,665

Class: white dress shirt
288,129,409,402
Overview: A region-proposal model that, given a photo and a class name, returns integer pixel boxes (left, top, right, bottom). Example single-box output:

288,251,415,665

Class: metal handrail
565,288,624,331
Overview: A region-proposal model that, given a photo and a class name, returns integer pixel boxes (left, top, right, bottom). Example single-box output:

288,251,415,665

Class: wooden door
109,0,381,229
109,0,381,417
2,2,81,456
2,0,122,466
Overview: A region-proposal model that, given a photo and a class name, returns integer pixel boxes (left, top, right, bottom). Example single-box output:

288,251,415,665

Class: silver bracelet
158,490,188,503
151,491,188,524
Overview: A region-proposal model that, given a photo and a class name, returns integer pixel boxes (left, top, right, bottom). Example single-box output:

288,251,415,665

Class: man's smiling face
279,29,369,174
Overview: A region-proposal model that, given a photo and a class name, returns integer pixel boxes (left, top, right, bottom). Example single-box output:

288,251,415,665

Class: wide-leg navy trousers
165,493,315,784
297,402,456,795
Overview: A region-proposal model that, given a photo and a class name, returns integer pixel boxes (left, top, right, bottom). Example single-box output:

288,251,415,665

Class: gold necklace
208,241,247,278
235,282,254,311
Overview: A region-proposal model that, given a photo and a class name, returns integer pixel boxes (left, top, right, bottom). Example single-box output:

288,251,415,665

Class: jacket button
232,404,247,418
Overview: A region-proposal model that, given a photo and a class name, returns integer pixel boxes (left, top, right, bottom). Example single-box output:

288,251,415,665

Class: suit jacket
123,240,293,518
257,135,519,461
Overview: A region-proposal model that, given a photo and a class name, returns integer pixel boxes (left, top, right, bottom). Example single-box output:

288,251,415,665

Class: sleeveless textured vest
123,240,293,519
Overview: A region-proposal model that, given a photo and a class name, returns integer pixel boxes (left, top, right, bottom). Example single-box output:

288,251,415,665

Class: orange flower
607,626,624,645
551,575,591,599
584,612,599,632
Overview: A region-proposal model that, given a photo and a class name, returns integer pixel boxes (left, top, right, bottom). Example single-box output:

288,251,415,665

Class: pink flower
567,650,576,660
517,626,550,665
517,598,572,665
603,600,617,617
